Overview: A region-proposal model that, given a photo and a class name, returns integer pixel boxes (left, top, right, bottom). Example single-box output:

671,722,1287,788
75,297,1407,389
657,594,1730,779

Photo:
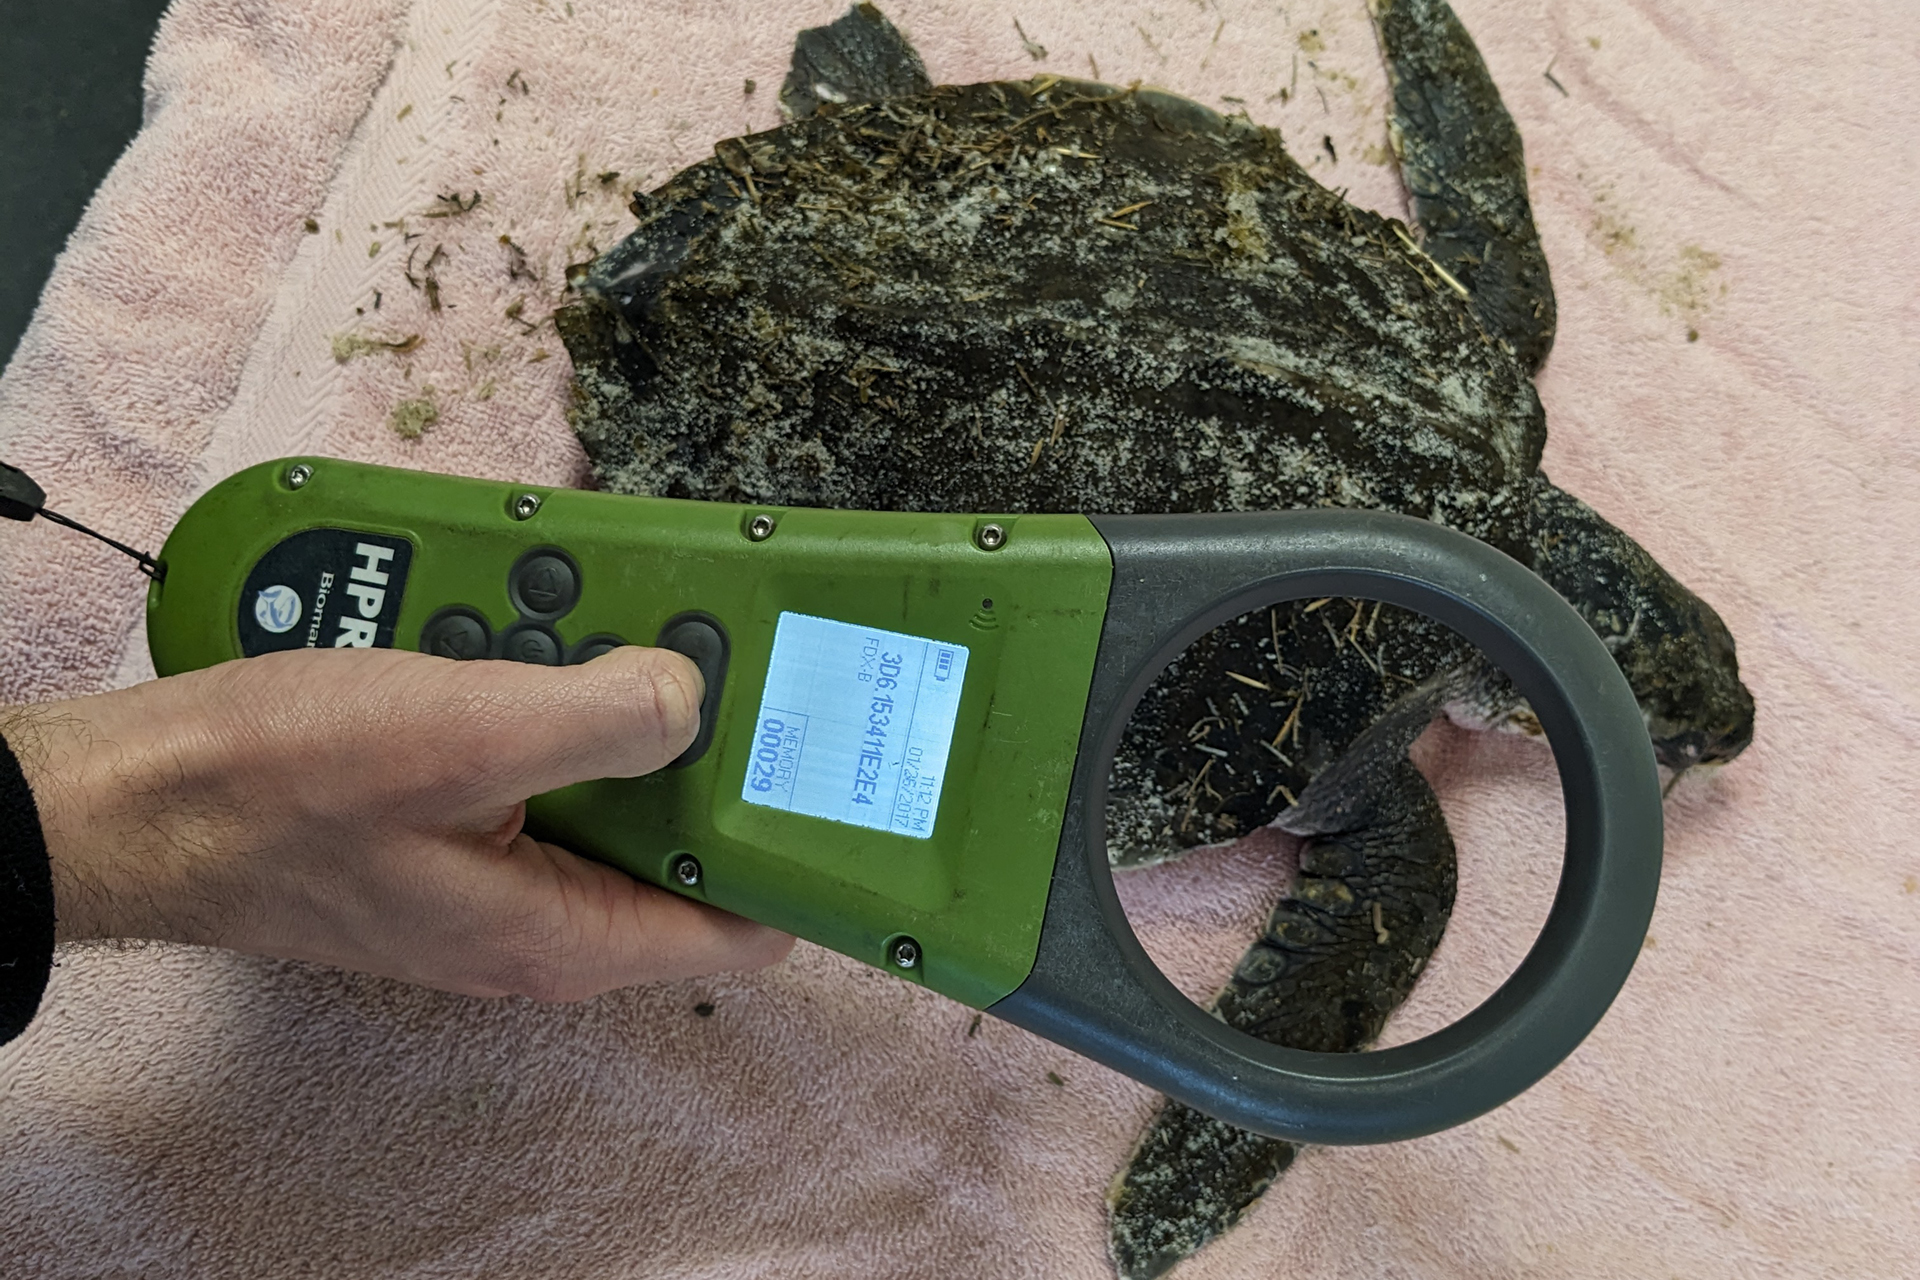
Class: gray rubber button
569,635,625,664
501,625,561,665
420,611,489,660
511,553,578,619
657,617,725,673
655,614,730,768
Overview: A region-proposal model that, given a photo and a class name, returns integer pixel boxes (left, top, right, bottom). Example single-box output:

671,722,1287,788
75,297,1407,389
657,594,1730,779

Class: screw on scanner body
672,855,703,887
747,513,776,541
976,523,1006,550
286,463,313,489
512,493,543,520
890,937,921,970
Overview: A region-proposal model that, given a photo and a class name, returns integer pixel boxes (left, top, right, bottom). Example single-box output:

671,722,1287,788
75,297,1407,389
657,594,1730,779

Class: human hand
5,646,792,999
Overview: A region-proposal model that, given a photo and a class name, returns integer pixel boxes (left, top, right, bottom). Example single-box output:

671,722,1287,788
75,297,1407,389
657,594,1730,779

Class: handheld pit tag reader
19,456,1664,1145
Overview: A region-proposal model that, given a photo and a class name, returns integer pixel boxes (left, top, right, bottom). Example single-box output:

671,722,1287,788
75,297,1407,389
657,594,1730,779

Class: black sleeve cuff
0,724,56,1045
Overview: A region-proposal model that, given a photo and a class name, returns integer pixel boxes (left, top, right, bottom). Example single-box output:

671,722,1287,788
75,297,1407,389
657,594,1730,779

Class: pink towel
3,0,1917,1275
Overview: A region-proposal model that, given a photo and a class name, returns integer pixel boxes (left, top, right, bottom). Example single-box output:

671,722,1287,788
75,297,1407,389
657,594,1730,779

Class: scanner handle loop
987,510,1663,1145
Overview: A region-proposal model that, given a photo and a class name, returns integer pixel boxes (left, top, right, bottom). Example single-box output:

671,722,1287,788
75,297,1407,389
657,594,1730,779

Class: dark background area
0,0,173,365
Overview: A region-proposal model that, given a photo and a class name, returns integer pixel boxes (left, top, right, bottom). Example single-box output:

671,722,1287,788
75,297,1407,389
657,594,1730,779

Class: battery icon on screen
934,649,954,681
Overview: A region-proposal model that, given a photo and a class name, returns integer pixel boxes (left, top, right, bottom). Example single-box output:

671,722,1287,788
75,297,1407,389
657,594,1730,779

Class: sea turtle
554,2,1756,1275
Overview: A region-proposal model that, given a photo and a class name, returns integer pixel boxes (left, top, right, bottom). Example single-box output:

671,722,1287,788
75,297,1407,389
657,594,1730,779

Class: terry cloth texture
2,1,1917,1277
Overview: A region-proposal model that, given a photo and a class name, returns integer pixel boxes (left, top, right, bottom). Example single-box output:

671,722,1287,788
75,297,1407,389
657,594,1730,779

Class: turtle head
1615,593,1755,771
1526,480,1756,774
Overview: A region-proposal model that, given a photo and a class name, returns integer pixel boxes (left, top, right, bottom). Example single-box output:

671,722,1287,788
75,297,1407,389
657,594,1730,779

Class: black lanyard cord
1,460,165,582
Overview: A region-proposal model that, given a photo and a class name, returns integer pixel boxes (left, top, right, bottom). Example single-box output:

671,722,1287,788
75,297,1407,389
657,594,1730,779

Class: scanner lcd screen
740,611,969,839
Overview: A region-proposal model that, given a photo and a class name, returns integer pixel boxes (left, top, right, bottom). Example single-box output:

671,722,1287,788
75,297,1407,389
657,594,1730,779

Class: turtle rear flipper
1370,0,1558,370
780,3,931,120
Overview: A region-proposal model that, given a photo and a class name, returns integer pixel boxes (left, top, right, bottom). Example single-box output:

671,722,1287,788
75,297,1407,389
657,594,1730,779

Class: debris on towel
387,390,439,439
330,331,422,362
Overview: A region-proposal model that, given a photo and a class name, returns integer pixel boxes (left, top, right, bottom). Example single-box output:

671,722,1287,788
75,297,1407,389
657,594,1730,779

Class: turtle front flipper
1109,698,1459,1279
1368,0,1558,371
1107,1103,1295,1280
779,3,931,121
1105,597,1474,868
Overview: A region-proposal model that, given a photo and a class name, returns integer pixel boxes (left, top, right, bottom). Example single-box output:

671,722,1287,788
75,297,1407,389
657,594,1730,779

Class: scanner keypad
418,546,623,664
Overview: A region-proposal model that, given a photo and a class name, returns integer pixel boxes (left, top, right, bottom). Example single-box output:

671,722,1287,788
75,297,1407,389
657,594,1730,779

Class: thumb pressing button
655,613,729,769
